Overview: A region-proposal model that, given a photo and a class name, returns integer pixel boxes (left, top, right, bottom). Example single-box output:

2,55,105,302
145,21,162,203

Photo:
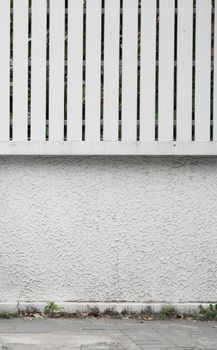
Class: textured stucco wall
0,156,217,303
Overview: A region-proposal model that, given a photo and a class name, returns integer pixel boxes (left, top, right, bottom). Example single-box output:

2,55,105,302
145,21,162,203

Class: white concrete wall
0,156,217,303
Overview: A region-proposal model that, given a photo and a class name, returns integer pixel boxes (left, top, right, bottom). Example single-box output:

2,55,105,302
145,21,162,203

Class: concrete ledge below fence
0,302,215,316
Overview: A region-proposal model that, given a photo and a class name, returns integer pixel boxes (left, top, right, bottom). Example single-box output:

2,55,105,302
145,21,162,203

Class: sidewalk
0,318,216,349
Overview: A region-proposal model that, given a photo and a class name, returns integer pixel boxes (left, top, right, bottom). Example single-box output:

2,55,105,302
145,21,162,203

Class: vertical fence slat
13,0,29,141
49,0,65,141
103,0,120,141
195,0,211,142
85,0,101,141
67,0,83,141
140,0,156,141
0,1,10,141
31,0,47,141
122,0,138,141
176,0,193,142
158,0,175,141
214,2,217,140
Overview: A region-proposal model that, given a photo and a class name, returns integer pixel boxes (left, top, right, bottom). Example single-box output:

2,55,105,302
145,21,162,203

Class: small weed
140,306,153,316
199,304,217,320
87,307,100,318
44,302,61,316
121,308,130,317
159,305,177,319
103,308,120,318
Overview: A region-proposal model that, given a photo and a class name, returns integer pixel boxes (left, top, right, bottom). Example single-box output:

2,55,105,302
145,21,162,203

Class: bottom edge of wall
0,302,215,315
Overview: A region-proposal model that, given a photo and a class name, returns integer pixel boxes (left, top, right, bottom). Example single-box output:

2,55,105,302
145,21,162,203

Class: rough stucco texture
0,156,217,303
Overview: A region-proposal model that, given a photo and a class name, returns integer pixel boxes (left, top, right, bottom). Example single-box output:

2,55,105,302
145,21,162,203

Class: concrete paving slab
0,319,217,349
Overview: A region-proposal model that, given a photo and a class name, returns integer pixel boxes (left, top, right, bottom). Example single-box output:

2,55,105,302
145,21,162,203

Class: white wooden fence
0,0,215,155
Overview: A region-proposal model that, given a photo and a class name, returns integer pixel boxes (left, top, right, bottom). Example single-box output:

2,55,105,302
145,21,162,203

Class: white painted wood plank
13,0,29,141
140,0,156,141
176,0,193,142
103,0,120,141
195,0,212,141
0,0,10,141
158,0,175,141
214,2,217,140
67,0,83,141
122,0,138,141
85,0,101,141
49,0,65,141
31,0,47,141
